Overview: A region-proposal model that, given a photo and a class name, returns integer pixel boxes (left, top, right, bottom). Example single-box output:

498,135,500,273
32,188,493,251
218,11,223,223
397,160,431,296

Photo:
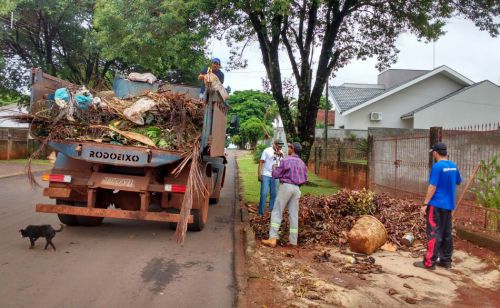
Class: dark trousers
424,206,453,267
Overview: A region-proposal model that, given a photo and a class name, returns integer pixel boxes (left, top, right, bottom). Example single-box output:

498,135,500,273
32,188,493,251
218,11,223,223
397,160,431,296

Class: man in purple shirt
262,142,308,248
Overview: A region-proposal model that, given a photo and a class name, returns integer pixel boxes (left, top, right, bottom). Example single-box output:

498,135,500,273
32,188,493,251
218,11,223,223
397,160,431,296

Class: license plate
101,177,135,188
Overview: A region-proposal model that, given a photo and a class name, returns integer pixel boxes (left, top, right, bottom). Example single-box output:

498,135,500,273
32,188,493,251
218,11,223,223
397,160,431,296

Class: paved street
0,153,237,308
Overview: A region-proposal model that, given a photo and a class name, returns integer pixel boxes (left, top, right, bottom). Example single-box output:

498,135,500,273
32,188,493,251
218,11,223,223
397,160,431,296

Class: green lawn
237,152,338,204
342,159,368,165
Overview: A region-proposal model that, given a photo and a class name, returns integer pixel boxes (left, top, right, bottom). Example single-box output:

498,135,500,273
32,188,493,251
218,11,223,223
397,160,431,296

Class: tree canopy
0,0,109,90
216,0,500,161
0,0,218,102
227,90,277,148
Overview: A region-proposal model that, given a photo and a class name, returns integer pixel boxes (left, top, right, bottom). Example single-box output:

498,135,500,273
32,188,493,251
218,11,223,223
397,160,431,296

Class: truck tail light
42,174,72,183
164,184,186,193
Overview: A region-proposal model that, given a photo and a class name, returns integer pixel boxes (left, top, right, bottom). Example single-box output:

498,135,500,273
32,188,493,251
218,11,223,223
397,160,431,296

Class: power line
226,68,294,74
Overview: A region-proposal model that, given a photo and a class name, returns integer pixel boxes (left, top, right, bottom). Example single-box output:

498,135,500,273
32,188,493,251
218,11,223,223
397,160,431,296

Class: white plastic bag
123,98,157,125
128,72,157,84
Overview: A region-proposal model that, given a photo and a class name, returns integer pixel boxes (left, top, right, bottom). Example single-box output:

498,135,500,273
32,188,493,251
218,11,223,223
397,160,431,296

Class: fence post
314,147,319,175
429,126,442,168
366,134,373,190
7,129,13,160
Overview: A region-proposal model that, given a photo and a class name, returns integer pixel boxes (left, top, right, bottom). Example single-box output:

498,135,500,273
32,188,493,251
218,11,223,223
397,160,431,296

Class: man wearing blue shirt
414,142,462,270
198,58,224,99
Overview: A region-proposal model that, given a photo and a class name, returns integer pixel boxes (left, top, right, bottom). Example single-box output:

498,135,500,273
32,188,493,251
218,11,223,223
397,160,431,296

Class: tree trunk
296,94,320,162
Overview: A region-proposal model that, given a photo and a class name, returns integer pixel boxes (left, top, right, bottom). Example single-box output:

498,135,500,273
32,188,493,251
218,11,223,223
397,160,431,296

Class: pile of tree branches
4,91,205,152
250,189,426,248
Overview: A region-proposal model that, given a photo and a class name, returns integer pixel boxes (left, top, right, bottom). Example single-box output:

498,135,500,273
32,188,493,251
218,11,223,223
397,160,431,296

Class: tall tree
218,0,500,161
227,90,278,146
0,0,114,90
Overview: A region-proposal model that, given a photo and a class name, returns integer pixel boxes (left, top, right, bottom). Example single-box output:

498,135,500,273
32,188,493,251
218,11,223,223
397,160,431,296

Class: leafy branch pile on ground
5,91,205,152
249,189,426,249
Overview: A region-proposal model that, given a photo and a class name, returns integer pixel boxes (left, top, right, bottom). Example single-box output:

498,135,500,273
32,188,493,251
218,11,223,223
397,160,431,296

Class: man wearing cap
414,142,462,270
257,140,284,216
198,58,224,99
262,142,308,248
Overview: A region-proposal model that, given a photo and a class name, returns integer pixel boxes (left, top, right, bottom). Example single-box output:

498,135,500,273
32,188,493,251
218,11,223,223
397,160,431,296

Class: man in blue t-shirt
414,142,462,270
198,58,224,99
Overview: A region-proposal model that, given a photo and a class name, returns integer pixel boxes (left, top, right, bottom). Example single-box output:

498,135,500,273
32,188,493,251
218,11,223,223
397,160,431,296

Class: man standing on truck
198,58,224,99
258,140,284,216
414,142,462,270
262,142,308,248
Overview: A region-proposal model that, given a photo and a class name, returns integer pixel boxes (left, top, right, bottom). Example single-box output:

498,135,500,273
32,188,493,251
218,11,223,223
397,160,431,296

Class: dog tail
55,224,64,232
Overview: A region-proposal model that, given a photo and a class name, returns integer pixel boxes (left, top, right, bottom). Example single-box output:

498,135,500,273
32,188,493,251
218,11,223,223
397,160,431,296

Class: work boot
413,261,435,270
261,238,277,248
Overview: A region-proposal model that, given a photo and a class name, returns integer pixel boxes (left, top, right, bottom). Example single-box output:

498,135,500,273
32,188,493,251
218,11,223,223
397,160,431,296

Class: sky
209,18,500,92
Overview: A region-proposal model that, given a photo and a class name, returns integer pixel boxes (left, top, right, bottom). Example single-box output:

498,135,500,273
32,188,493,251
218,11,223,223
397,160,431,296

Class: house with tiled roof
330,66,500,129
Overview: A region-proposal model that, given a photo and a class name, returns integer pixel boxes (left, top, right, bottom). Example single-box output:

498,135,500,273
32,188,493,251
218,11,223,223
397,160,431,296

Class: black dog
19,224,64,251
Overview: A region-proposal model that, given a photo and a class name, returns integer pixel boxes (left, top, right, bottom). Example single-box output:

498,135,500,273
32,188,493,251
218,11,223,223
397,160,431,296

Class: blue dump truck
32,68,227,231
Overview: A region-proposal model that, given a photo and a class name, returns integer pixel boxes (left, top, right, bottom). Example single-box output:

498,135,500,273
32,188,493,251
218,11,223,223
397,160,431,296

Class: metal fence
369,131,430,197
442,124,500,232
312,140,368,164
369,123,500,233
309,139,369,190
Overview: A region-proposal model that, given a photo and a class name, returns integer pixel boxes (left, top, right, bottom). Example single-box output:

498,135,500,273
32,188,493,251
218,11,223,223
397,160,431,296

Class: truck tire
166,208,180,230
190,190,208,231
56,200,79,226
209,197,219,204
209,164,225,205
188,208,206,231
74,202,104,227
165,208,206,232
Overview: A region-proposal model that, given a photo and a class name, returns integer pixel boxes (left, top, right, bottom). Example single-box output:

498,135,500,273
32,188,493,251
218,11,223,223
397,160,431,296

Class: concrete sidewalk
0,161,52,179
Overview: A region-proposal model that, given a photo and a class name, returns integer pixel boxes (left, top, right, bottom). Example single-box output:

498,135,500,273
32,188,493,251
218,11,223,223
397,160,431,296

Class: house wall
338,74,464,130
334,109,345,128
414,81,500,128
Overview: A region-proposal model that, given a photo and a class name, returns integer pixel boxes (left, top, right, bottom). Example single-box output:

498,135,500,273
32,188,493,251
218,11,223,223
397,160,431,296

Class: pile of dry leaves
249,189,426,248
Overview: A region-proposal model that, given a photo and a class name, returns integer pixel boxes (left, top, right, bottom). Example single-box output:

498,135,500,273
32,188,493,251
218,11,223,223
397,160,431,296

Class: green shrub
470,155,500,231
356,138,369,156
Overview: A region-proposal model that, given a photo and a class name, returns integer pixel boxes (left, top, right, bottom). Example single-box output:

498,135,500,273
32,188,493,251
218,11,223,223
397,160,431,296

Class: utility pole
432,39,436,69
324,79,329,156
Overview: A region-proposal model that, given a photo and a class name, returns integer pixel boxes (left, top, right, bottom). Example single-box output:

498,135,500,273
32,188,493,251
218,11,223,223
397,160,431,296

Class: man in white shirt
257,140,284,216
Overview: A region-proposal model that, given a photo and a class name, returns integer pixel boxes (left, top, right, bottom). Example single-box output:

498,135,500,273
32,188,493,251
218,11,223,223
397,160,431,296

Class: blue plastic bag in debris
75,95,93,110
54,88,70,102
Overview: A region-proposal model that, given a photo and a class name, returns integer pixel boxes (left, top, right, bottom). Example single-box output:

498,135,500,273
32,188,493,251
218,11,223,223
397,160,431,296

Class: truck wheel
187,209,205,232
74,202,104,226
56,200,79,226
209,198,219,204
165,207,207,232
166,208,180,230
189,191,208,231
